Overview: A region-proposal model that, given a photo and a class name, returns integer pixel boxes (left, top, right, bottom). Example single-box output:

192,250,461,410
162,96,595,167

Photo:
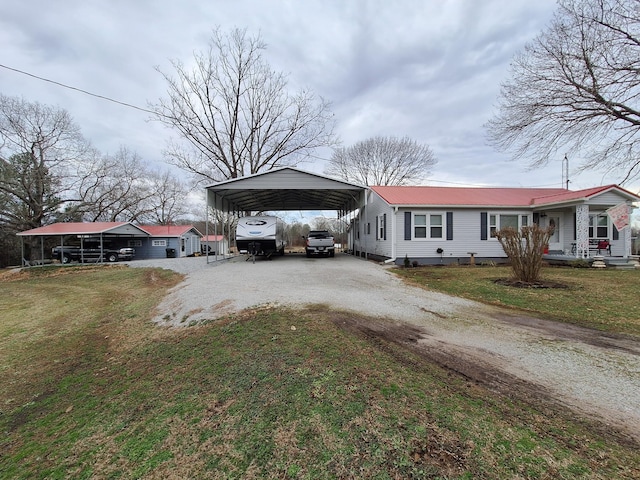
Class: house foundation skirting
389,256,509,267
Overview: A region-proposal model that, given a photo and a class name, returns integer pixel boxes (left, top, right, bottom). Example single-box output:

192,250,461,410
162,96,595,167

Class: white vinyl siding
397,208,533,260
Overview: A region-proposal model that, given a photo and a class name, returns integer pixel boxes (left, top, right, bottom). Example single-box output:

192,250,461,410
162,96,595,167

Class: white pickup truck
304,230,335,258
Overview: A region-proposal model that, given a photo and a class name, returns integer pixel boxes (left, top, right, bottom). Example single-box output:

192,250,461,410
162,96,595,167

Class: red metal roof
17,222,146,236
202,235,225,242
370,186,565,207
530,185,637,205
139,225,202,237
369,184,638,207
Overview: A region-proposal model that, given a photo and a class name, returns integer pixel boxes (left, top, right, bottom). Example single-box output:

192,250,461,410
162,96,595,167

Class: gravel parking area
128,252,640,443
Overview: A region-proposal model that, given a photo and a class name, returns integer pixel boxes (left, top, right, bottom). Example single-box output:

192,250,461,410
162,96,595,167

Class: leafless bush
495,224,553,283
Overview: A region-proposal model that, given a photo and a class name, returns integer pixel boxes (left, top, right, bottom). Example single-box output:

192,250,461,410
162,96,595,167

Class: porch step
605,258,639,269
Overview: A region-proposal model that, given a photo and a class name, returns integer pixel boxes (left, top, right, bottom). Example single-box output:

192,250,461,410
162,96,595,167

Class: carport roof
17,222,150,237
205,167,366,212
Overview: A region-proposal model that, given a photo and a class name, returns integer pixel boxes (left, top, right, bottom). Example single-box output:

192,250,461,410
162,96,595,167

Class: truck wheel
107,253,118,262
329,250,335,257
62,255,71,264
306,250,311,258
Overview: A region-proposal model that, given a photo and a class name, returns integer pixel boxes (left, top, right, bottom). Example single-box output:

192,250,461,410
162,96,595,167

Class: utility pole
562,154,570,189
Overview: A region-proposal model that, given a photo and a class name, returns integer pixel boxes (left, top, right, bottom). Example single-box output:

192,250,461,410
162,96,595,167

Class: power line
0,64,594,191
0,63,156,115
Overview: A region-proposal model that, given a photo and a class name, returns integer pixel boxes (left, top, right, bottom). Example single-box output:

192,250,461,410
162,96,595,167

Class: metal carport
17,222,150,266
205,167,368,260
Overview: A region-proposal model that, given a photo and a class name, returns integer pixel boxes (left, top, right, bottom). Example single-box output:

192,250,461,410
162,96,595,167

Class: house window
414,214,427,238
489,214,520,237
152,239,166,247
127,239,143,247
521,215,529,227
413,213,443,239
430,214,443,238
377,215,385,240
589,215,608,238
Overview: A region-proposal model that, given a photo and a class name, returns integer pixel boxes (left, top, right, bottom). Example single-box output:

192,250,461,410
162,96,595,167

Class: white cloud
1,0,638,199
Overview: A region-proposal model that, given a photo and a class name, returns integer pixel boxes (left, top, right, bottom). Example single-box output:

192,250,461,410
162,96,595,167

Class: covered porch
536,206,633,257
533,188,638,268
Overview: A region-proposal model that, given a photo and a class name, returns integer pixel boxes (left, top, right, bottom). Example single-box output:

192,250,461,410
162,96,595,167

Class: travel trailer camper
235,216,286,257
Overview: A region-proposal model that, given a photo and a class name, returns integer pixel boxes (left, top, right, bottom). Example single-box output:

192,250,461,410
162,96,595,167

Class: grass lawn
1,265,639,479
393,264,640,338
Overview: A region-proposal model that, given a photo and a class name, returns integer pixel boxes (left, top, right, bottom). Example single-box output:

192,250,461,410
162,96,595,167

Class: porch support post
575,204,589,258
624,204,632,259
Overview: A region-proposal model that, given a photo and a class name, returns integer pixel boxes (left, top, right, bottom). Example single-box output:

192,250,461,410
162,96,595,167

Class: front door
547,215,562,252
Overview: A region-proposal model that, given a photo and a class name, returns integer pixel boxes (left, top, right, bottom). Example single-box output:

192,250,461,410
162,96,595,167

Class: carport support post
363,189,369,259
227,199,232,259
206,192,212,264
40,237,44,267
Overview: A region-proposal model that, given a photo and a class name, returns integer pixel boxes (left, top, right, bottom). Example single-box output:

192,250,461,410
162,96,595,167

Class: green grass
393,264,640,337
1,265,639,478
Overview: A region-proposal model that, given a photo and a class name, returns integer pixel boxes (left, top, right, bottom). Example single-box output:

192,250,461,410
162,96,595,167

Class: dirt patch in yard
330,312,640,448
493,277,570,289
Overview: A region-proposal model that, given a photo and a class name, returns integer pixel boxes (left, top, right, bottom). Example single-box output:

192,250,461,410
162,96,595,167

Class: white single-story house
138,225,203,258
201,235,229,255
352,184,640,265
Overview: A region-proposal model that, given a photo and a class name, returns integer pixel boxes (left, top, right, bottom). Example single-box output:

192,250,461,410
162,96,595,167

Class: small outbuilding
201,235,229,255
138,225,203,258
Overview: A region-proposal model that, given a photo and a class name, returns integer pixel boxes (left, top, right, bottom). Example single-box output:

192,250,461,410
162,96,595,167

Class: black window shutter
404,212,411,240
573,213,577,240
375,216,379,240
481,212,488,240
383,214,387,241
613,225,619,240
446,212,453,240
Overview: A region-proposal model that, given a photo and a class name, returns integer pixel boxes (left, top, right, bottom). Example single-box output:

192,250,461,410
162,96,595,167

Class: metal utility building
204,167,367,258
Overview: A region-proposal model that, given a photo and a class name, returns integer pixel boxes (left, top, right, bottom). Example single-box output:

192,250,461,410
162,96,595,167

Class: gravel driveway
128,253,640,443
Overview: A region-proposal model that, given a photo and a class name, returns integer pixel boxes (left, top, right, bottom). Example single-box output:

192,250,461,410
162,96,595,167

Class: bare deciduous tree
486,0,640,184
151,27,336,184
325,136,437,186
0,94,90,230
140,169,191,225
0,95,92,264
74,147,191,224
495,224,553,283
74,147,156,222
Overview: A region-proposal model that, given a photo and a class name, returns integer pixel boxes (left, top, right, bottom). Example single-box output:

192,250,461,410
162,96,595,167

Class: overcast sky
2,0,640,200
